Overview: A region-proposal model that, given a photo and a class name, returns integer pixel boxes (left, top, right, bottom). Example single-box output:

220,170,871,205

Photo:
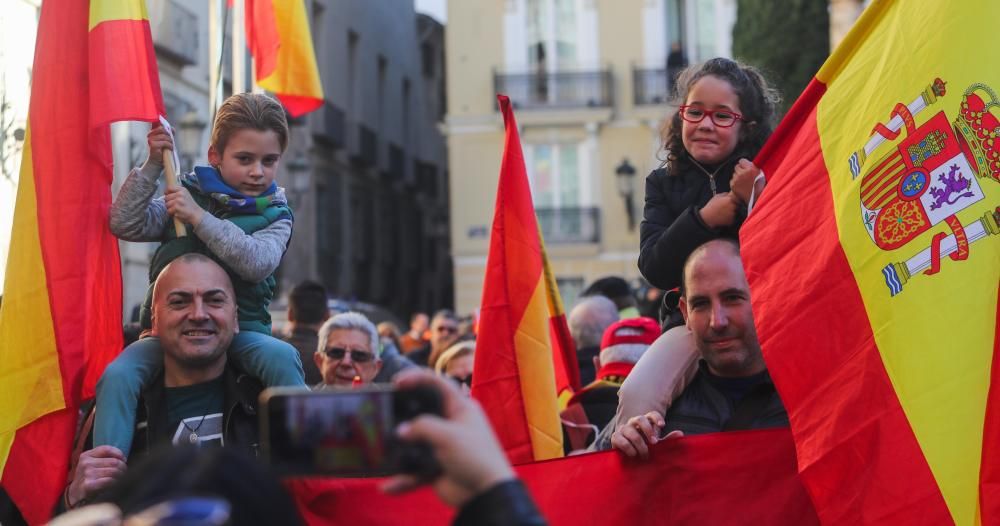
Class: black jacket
638,164,746,293
57,365,263,514
663,362,788,436
131,365,263,457
453,480,546,526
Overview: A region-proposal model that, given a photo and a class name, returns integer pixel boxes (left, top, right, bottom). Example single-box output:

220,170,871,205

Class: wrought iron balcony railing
535,206,600,244
633,67,671,106
494,69,612,110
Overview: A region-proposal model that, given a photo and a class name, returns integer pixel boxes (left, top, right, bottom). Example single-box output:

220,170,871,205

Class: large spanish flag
471,95,574,463
0,1,163,522
245,0,324,117
742,1,1000,523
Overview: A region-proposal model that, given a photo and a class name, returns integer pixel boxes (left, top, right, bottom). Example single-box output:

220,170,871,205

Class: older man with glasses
313,312,383,389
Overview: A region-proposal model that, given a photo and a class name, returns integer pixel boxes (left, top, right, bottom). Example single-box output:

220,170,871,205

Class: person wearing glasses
313,312,383,389
609,58,780,442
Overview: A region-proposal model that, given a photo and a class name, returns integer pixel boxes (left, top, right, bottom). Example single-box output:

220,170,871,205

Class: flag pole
162,151,187,236
232,0,246,94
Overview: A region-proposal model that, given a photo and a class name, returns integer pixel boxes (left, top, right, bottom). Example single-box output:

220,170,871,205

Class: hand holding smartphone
260,385,443,478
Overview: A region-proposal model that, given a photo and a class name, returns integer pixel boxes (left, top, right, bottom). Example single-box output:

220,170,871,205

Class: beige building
445,0,736,314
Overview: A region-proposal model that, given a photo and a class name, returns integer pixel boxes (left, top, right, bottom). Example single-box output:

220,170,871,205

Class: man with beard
60,254,266,510
611,239,788,458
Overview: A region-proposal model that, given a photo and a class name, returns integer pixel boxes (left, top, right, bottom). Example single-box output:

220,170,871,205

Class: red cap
600,317,660,350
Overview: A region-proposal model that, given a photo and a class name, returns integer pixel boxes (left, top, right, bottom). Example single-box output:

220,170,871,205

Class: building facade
445,0,735,314
281,0,451,319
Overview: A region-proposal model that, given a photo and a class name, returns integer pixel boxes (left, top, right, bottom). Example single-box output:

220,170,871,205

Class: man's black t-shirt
165,376,226,447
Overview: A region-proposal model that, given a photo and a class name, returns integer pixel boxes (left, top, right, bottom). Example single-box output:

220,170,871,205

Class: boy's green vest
138,187,291,334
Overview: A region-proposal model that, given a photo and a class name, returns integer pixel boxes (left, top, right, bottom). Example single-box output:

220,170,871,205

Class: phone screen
263,388,396,477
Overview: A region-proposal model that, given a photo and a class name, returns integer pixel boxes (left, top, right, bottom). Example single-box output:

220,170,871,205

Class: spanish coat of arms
849,78,1000,296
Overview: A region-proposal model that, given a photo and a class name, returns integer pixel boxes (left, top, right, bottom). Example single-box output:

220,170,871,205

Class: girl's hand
731,158,761,205
699,192,741,229
145,126,174,168
164,186,205,226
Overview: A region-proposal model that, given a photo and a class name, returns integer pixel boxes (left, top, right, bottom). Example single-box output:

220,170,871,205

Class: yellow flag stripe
89,0,149,31
257,1,323,99
817,1,1000,522
514,278,564,461
0,127,66,473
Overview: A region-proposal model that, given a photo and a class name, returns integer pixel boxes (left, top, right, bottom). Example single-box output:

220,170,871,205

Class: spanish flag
245,0,323,117
471,95,573,463
742,1,1000,523
0,1,163,521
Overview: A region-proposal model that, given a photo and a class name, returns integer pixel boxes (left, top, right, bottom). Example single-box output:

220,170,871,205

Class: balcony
314,102,346,148
351,124,378,168
152,0,199,67
494,69,612,110
535,206,600,244
633,67,670,106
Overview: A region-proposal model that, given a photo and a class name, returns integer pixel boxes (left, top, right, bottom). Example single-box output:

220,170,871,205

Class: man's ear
679,296,690,327
592,355,601,372
233,312,239,334
374,359,383,375
313,351,323,371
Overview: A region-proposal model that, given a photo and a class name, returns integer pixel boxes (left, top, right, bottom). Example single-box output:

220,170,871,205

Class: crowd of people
26,55,794,525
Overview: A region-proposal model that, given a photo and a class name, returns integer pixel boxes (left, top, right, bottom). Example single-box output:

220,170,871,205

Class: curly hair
659,58,780,175
210,92,290,154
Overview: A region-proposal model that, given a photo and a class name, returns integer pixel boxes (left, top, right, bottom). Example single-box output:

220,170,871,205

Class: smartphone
260,385,443,478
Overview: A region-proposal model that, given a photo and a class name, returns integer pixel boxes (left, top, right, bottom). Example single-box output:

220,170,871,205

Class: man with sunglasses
313,312,383,388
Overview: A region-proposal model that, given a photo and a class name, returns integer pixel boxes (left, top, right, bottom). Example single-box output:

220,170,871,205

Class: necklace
689,158,726,195
181,414,208,444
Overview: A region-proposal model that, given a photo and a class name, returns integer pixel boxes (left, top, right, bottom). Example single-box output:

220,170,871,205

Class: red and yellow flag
742,1,1000,523
0,1,163,521
471,95,575,463
245,0,323,117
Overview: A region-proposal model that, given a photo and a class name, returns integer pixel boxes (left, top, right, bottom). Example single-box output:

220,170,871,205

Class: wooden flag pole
162,149,187,236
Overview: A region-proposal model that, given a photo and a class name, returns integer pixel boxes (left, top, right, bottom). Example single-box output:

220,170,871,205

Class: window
526,0,578,72
526,142,583,208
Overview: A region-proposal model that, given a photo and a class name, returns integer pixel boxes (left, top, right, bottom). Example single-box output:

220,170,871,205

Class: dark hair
582,276,636,311
98,445,305,525
679,238,741,299
660,57,780,175
288,280,329,324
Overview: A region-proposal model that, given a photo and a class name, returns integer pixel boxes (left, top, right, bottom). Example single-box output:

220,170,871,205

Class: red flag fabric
287,428,818,525
471,95,564,463
0,1,163,521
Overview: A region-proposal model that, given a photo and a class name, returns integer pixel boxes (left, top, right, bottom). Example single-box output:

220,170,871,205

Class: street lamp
177,111,206,172
615,158,637,231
